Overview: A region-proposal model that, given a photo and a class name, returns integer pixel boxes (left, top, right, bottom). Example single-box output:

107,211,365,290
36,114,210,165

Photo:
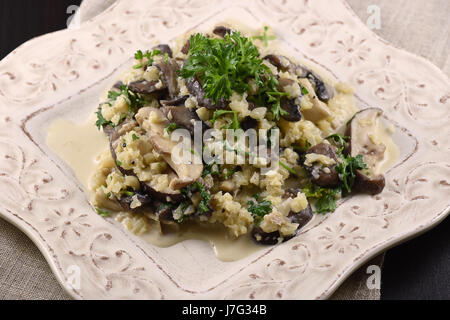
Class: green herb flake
303,183,341,214
122,190,135,197
326,133,349,153
96,208,112,217
248,195,272,225
252,26,277,47
116,160,122,167
165,123,180,135
335,154,368,193
132,133,139,141
279,160,297,176
211,110,241,130
95,108,113,130
301,86,309,95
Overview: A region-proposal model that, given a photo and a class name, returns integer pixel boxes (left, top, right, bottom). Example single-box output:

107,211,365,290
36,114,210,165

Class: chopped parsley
179,32,288,120
211,110,241,130
181,182,211,215
335,154,368,193
326,133,349,153
95,108,113,130
165,123,180,134
132,133,139,141
301,86,309,95
116,160,122,167
121,190,135,197
202,162,221,178
107,85,146,112
279,160,297,176
303,183,341,214
96,208,112,217
252,26,277,47
302,134,369,214
248,194,272,225
223,166,237,180
133,49,162,68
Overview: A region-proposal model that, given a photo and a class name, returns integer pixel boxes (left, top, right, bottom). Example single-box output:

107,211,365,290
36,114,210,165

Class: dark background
0,0,448,300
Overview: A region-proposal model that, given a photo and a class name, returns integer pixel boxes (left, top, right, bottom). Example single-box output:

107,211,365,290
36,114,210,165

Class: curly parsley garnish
133,49,162,69
179,32,288,120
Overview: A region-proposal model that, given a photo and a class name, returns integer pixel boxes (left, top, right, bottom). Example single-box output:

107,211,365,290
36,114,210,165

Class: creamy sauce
46,114,109,190
373,117,399,175
138,219,263,262
47,115,263,262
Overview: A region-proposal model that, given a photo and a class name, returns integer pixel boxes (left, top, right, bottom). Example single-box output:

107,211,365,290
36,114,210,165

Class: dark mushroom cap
304,143,340,188
186,77,228,110
212,25,232,37
128,79,167,95
152,44,173,58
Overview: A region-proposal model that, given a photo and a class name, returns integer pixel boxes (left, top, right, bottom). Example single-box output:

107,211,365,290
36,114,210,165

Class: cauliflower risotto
90,25,395,245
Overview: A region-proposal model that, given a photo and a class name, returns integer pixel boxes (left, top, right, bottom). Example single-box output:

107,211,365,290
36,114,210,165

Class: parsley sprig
252,26,276,47
133,49,162,69
179,32,288,120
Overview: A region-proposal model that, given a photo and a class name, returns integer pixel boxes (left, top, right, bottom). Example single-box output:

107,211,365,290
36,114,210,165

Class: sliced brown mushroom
213,25,232,37
299,78,331,123
135,107,203,190
186,77,228,110
306,72,334,102
154,58,179,98
276,78,302,122
128,79,167,95
104,119,138,177
118,192,152,211
104,120,184,203
160,95,189,107
280,97,302,122
181,39,190,55
241,116,258,130
347,108,386,195
304,143,340,188
161,105,203,136
264,54,297,74
152,44,173,58
252,189,313,245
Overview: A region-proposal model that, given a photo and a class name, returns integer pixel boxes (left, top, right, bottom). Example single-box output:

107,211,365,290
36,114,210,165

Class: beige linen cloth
0,0,449,300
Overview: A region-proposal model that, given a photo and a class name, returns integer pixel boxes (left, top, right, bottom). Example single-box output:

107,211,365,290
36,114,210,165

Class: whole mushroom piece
304,143,340,188
346,108,386,195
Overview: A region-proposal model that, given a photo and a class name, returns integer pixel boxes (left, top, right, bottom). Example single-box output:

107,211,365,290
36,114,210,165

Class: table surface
0,0,449,300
